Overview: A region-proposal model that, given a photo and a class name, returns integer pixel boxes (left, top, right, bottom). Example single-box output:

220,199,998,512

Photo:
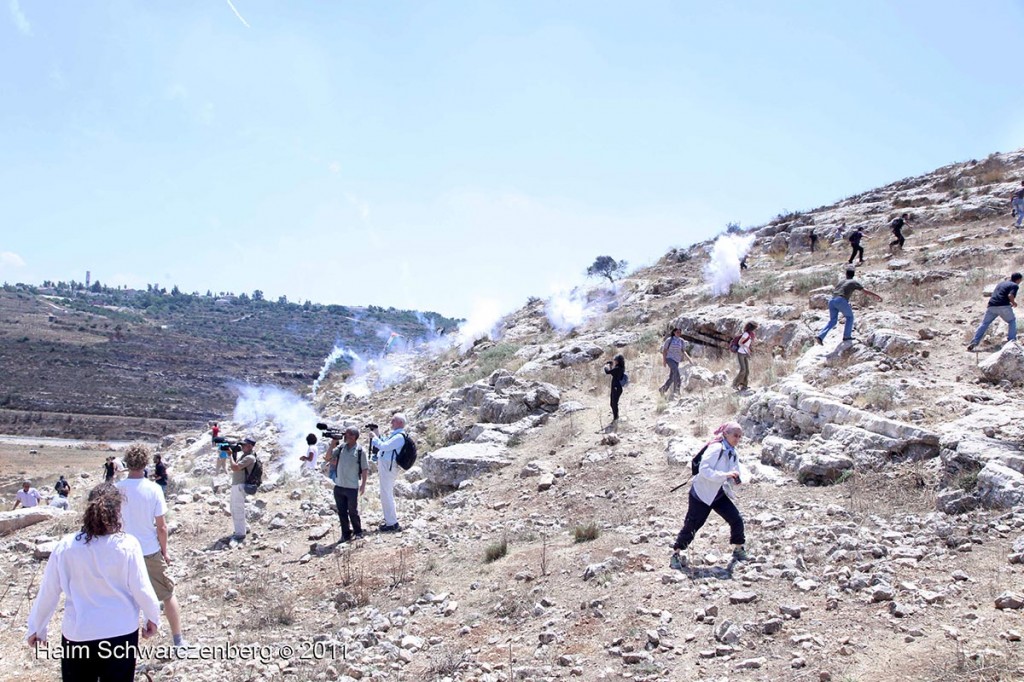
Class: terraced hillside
0,290,458,440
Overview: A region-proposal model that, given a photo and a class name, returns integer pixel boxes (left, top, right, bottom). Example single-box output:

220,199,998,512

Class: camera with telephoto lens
213,436,242,454
315,422,348,441
364,423,378,431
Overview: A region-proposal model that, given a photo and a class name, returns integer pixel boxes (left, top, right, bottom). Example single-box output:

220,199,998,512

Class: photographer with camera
227,437,257,542
369,414,408,533
324,426,368,542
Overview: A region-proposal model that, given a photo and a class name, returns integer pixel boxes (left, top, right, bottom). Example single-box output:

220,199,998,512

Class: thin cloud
0,251,26,268
9,0,31,36
224,0,251,28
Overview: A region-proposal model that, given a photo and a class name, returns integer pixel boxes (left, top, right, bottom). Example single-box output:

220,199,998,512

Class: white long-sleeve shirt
26,532,161,643
371,429,405,469
691,440,741,506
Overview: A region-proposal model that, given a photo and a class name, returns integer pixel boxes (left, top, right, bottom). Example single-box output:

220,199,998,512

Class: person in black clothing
809,230,818,253
847,227,864,265
967,273,1022,350
152,454,169,491
54,475,71,498
889,213,908,251
103,457,115,483
603,354,626,423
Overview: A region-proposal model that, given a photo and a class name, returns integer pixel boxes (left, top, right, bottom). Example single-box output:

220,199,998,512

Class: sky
2,0,1023,319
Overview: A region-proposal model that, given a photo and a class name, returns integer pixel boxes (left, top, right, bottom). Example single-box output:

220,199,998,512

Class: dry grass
484,536,508,562
572,521,600,543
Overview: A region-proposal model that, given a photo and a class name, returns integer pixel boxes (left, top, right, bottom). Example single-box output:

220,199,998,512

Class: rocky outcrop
0,507,68,536
419,443,512,488
743,377,940,485
671,307,814,356
417,370,560,445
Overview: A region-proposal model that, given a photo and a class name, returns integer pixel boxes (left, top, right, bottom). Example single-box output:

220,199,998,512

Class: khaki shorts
143,551,175,602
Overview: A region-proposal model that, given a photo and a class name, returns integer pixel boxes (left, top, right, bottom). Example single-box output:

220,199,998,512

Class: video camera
213,436,242,454
316,422,348,441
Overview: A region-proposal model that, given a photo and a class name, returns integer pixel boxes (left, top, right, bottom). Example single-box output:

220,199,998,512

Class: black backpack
243,454,263,494
690,443,710,476
395,434,418,470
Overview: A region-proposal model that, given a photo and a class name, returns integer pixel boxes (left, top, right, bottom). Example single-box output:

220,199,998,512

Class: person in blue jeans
815,268,882,344
968,272,1021,351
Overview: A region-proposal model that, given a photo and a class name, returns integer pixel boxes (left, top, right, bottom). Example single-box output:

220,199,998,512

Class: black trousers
333,486,362,537
674,489,745,550
610,384,622,420
889,231,904,249
848,244,864,263
60,630,138,682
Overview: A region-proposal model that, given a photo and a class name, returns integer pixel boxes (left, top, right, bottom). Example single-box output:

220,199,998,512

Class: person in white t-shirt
26,483,160,680
117,444,189,649
13,481,42,509
300,433,319,474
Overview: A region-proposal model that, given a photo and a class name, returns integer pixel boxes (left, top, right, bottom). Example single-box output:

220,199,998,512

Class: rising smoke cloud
231,384,318,476
544,284,618,334
454,298,505,352
703,233,755,296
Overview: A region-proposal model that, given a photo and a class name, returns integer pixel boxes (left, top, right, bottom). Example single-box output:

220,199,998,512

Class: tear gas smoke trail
311,345,358,398
544,285,619,334
232,384,317,475
704,234,755,296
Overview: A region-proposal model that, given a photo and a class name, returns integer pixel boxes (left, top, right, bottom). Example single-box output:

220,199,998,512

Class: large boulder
420,443,512,488
866,329,923,358
976,461,1024,509
979,343,1024,384
0,507,68,536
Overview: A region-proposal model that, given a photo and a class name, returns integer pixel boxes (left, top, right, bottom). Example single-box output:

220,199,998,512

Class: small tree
586,256,627,285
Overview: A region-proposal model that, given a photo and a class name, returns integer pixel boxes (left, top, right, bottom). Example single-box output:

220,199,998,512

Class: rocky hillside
0,289,459,440
3,150,1024,681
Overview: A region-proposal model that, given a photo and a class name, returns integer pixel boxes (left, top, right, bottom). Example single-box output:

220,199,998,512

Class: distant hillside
0,285,459,440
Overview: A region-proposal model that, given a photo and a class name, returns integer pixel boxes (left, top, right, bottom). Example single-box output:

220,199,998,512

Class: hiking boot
814,336,823,346
669,552,687,570
731,546,749,562
340,533,353,543
967,342,976,351
379,523,401,533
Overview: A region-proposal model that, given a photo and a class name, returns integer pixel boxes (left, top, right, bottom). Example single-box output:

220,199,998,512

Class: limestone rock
979,343,1024,384
0,507,68,536
976,461,1024,509
420,443,512,488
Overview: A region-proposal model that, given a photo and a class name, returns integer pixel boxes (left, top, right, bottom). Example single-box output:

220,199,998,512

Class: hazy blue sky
2,1,1022,318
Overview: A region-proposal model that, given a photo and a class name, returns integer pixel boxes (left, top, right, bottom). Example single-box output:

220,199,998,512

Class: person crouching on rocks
670,422,748,568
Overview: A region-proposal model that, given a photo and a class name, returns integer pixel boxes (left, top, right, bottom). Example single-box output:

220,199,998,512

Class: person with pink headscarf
670,422,748,568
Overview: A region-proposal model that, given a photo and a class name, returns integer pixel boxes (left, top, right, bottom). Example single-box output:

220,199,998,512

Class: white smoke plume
455,298,505,352
544,284,617,334
704,233,755,296
231,384,318,476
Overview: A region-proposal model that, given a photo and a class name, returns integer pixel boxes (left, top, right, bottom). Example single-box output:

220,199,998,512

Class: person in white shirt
26,483,160,681
13,480,42,509
300,433,319,474
113,457,126,481
670,422,749,569
117,444,189,649
369,414,408,533
732,322,757,392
